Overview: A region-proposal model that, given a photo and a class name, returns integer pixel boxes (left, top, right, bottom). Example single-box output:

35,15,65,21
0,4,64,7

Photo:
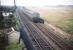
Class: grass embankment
57,19,73,45
57,19,73,34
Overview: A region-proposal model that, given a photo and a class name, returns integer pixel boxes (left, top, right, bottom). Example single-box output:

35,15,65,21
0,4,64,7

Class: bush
0,31,8,50
0,14,16,29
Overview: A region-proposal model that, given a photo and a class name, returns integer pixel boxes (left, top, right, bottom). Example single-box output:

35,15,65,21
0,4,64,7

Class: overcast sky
1,0,73,6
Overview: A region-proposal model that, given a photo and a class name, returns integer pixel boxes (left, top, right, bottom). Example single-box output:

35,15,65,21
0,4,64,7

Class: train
32,17,44,23
31,13,44,23
23,7,44,24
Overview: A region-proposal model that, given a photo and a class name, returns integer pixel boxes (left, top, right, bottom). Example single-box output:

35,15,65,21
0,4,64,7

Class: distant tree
0,12,4,29
0,12,16,29
4,14,16,28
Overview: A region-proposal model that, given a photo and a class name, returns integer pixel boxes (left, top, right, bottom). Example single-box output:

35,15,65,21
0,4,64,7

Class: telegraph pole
0,0,1,6
14,0,17,10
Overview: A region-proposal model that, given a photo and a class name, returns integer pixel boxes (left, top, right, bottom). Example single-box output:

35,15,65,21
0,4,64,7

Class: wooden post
0,0,1,6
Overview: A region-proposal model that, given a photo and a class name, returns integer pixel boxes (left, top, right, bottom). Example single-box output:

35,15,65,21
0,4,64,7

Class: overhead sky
1,0,73,7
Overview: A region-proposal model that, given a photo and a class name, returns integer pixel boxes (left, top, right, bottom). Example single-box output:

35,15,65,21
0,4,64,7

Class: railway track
35,23,72,50
17,10,54,50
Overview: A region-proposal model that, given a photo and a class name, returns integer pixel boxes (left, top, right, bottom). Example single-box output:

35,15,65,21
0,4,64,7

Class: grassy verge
6,43,22,50
57,19,73,45
57,19,73,34
66,39,73,46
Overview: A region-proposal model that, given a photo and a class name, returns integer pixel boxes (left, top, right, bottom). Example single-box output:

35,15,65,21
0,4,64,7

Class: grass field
28,6,73,34
57,19,73,34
